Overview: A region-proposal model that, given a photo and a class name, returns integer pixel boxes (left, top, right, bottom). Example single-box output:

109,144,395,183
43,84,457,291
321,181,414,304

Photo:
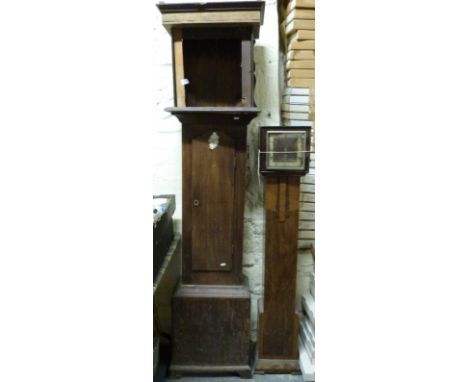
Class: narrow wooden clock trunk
256,126,311,372
257,176,301,372
156,1,265,378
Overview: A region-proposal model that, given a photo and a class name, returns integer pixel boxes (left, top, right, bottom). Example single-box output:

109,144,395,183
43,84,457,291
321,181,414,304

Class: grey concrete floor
166,375,304,382
154,349,305,382
155,363,304,382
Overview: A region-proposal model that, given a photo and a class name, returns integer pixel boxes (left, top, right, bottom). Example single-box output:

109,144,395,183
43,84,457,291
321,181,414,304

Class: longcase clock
156,1,265,378
256,126,311,372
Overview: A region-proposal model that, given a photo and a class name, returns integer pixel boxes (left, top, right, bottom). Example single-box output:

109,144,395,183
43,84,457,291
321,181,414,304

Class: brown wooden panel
171,284,251,371
241,37,252,106
181,124,249,285
183,27,251,40
258,176,301,360
181,127,192,283
172,28,186,107
162,10,261,25
183,38,242,106
191,130,235,272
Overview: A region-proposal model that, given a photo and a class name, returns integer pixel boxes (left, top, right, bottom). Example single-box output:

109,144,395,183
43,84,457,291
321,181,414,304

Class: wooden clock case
256,126,311,372
156,1,265,378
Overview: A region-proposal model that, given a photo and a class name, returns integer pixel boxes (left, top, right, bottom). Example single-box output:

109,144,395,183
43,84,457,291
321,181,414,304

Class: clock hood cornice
156,1,265,38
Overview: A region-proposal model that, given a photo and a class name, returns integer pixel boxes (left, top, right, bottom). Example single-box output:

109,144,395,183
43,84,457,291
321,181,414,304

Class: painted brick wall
153,0,313,339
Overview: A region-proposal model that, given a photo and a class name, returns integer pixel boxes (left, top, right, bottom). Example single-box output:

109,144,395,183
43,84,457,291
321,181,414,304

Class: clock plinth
170,282,252,378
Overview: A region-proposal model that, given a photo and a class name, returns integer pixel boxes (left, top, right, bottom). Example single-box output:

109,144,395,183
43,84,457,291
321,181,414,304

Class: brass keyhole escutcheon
193,199,200,207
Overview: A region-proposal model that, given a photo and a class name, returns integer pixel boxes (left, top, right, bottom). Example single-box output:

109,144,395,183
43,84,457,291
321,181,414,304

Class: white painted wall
153,0,313,339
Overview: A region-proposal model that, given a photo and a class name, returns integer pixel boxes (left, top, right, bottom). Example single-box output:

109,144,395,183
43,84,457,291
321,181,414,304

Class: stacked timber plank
282,87,313,127
299,152,315,250
299,153,315,380
280,0,315,123
279,3,315,378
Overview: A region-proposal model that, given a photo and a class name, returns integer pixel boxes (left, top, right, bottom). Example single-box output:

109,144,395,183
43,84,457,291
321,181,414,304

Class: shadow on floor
154,345,304,382
156,372,304,382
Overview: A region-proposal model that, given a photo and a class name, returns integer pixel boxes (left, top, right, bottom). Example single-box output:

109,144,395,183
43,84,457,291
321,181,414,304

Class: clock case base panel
255,359,300,373
169,365,253,380
256,300,300,373
170,283,252,378
256,298,300,372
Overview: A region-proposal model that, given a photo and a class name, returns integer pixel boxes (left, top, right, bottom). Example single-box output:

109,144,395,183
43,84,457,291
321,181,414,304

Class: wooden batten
162,11,260,25
286,19,315,34
287,78,315,89
286,0,315,14
286,9,315,24
287,68,315,79
290,29,315,41
282,112,312,120
287,49,315,60
288,39,315,51
286,60,315,69
241,37,253,106
172,28,186,107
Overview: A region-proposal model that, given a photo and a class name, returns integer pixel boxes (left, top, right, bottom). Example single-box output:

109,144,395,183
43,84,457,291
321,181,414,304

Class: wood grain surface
171,283,252,377
258,176,301,367
191,130,235,272
181,123,248,285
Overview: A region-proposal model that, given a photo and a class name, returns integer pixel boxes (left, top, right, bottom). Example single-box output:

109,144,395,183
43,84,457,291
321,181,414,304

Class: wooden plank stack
299,152,315,250
282,87,313,128
279,2,315,378
299,153,315,380
280,0,315,124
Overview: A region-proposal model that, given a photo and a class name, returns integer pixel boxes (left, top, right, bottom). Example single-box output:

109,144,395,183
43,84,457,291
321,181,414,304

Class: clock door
191,130,235,272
